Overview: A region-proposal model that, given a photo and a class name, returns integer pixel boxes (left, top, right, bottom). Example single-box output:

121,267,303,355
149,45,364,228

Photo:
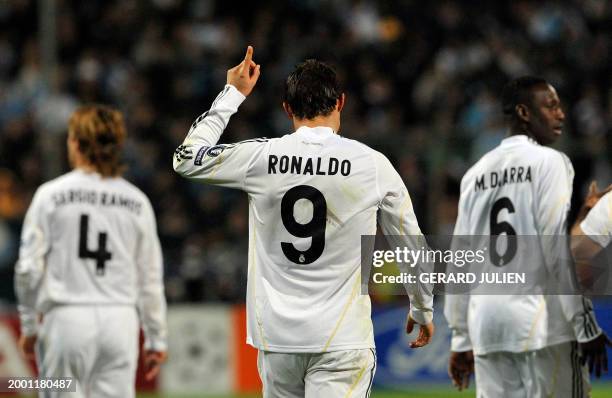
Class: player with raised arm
173,46,435,397
15,106,167,397
444,76,609,397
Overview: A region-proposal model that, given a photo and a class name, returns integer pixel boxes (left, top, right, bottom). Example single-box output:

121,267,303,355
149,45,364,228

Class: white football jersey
174,85,433,352
14,170,167,350
444,135,601,355
581,190,612,248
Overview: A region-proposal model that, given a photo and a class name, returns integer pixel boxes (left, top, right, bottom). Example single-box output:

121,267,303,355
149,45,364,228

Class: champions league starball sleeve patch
206,145,226,158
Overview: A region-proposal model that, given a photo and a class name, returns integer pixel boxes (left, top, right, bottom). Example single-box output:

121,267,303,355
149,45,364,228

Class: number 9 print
281,185,327,264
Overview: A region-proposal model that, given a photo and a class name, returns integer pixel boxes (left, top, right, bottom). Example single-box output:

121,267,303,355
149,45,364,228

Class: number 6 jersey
174,85,434,352
14,170,167,351
444,135,601,355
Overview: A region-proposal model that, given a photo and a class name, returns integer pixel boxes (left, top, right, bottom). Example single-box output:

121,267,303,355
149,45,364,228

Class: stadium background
0,0,611,397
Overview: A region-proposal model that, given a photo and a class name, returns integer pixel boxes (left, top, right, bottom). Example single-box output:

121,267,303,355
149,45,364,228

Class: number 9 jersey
14,170,167,351
174,85,434,352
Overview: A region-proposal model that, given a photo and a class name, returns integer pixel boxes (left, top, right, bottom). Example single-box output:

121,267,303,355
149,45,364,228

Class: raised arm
173,46,266,190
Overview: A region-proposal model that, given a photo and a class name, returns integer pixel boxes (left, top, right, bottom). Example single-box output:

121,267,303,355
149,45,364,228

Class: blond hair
68,105,126,177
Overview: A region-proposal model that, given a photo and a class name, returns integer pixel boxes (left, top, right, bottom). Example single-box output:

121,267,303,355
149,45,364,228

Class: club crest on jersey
194,146,210,165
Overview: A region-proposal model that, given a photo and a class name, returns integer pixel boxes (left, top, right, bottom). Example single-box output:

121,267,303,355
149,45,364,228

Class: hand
571,181,612,236
144,350,167,381
448,350,474,391
580,333,611,378
583,181,612,210
19,334,37,360
406,315,435,348
227,46,261,97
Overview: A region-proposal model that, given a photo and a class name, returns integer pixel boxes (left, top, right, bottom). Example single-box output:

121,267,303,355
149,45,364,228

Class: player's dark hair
501,76,549,117
69,105,126,177
284,59,341,120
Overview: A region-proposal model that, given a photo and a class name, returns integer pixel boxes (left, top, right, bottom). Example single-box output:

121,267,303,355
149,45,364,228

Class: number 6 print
489,197,517,267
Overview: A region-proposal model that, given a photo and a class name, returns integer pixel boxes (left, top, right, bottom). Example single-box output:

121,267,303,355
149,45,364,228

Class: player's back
456,135,575,354
174,83,431,353
250,126,380,287
244,126,388,351
31,169,154,310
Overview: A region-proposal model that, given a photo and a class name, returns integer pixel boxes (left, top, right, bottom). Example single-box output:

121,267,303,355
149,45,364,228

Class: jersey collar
295,126,336,137
501,134,538,146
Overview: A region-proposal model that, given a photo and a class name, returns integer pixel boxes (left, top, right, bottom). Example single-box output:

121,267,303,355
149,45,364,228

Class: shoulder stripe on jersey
224,138,270,149
236,138,269,143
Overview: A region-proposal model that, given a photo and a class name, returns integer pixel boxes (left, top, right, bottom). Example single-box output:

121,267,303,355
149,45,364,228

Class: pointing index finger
244,46,253,60
242,46,254,71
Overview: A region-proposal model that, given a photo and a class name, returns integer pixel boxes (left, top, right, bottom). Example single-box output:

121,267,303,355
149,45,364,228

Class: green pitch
134,383,612,398
5,386,612,398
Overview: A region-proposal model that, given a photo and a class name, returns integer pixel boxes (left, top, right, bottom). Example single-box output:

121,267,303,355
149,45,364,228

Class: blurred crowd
0,0,611,304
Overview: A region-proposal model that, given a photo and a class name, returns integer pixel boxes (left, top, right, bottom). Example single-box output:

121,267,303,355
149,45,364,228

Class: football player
445,77,609,397
15,105,167,397
174,46,435,397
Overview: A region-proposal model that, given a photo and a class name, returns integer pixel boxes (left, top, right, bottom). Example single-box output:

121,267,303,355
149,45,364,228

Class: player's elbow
172,155,190,177
570,236,602,290
172,144,196,176
172,157,182,174
14,260,43,293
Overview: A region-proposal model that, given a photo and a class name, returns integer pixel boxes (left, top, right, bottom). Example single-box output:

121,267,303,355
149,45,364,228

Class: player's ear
282,102,293,120
67,134,79,152
515,104,529,123
336,93,346,112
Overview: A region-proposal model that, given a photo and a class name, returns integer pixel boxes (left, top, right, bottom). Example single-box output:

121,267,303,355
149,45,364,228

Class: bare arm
570,182,612,289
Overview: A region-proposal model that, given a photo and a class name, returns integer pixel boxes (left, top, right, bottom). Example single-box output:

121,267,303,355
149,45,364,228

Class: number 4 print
79,214,112,275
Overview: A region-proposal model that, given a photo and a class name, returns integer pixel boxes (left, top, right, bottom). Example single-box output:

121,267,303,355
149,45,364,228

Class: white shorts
474,341,590,398
35,305,139,398
257,349,376,398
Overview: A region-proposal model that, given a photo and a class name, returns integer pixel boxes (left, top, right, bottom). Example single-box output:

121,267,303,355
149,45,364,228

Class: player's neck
508,128,537,143
72,153,98,174
292,116,339,134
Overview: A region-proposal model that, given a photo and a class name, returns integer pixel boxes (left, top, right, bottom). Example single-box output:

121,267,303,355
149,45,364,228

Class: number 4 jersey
14,170,167,350
174,85,433,352
444,135,601,355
